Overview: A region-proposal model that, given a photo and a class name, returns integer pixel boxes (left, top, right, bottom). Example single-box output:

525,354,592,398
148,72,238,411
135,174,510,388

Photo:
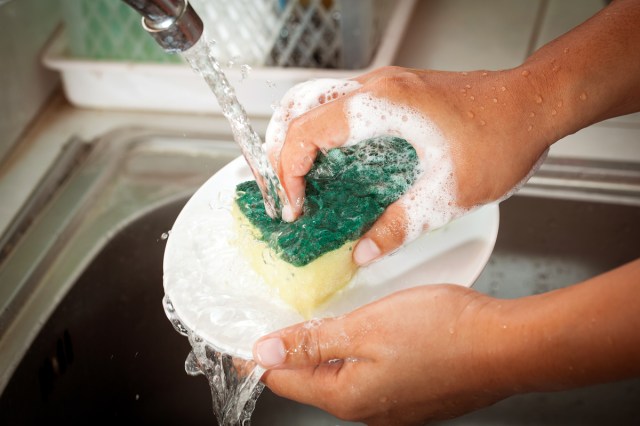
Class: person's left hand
252,285,511,425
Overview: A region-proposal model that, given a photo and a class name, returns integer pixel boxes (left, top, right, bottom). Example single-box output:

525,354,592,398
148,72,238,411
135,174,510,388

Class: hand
266,66,555,265
252,285,510,425
252,260,640,425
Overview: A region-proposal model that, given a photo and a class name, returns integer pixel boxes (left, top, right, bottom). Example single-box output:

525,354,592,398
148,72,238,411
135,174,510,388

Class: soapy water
164,295,265,425
183,36,286,219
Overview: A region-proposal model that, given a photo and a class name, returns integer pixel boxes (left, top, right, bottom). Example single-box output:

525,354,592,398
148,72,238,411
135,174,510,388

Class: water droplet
226,55,240,69
521,70,530,77
564,47,570,54
500,86,507,91
460,88,467,94
465,84,472,89
479,120,486,126
557,100,563,108
527,124,533,131
529,111,535,117
469,95,475,101
551,109,557,116
467,111,475,118
482,72,488,76
492,98,498,103
240,64,252,81
535,94,543,104
160,231,171,240
448,327,455,334
579,92,588,101
461,71,468,76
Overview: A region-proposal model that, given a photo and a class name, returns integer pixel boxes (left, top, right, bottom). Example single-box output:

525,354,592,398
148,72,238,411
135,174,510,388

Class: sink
0,129,638,424
437,195,640,425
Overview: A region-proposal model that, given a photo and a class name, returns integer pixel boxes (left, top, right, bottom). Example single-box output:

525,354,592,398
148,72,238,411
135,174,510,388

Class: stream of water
169,33,291,425
164,295,266,425
182,36,287,219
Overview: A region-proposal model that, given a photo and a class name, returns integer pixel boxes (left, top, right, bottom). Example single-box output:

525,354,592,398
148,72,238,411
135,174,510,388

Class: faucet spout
122,0,203,52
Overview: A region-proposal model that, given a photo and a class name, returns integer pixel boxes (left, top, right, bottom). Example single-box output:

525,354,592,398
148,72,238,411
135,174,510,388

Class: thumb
353,201,410,266
253,317,350,370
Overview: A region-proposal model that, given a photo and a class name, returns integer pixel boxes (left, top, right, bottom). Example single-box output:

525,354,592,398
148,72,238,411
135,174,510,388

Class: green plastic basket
62,0,181,63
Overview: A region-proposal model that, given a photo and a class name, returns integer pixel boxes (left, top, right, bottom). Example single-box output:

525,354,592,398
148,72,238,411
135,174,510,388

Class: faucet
122,0,203,52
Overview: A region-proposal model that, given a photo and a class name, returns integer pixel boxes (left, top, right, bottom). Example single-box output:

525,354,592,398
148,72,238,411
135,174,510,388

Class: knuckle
378,65,404,74
369,206,407,248
284,326,323,366
367,69,422,96
287,114,312,137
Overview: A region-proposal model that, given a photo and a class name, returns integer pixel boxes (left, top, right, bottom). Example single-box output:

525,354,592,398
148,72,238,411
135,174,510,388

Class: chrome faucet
122,0,203,52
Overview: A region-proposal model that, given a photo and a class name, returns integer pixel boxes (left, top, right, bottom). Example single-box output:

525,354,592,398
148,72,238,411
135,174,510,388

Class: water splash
164,295,265,425
182,35,287,218
240,64,252,82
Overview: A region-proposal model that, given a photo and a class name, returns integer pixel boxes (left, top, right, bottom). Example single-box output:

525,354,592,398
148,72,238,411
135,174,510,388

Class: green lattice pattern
62,0,181,62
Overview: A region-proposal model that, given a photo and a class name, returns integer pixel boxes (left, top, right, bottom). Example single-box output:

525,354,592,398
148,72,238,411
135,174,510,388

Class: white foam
344,93,464,242
265,78,362,160
265,79,465,244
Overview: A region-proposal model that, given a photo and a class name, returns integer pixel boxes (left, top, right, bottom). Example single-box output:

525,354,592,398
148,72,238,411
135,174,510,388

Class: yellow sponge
233,203,357,318
232,136,419,318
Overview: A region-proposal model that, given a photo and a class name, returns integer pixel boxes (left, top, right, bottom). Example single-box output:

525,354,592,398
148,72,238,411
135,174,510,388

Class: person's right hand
266,66,559,265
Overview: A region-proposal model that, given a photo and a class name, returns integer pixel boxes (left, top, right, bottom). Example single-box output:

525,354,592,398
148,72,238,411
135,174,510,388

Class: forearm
523,0,640,144
485,259,640,394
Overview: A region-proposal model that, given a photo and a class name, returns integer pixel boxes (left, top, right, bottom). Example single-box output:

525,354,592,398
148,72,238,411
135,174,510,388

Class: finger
353,201,409,266
259,360,351,410
278,98,350,220
253,314,365,370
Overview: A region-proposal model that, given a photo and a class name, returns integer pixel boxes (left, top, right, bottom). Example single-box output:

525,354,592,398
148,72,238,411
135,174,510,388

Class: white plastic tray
43,0,416,116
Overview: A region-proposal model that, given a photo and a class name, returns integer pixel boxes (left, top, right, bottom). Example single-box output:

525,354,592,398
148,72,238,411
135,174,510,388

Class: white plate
163,157,499,359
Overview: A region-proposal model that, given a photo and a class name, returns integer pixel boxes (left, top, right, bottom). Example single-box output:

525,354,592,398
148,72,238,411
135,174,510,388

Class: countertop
1,0,639,238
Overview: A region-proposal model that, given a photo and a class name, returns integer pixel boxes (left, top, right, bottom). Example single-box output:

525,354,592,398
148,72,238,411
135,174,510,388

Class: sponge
233,136,420,317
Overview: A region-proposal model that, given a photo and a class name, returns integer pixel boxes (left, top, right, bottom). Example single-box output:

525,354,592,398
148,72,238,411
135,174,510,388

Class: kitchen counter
1,0,639,237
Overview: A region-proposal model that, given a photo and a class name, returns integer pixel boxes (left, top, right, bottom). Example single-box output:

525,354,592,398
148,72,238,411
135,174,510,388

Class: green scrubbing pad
233,135,420,316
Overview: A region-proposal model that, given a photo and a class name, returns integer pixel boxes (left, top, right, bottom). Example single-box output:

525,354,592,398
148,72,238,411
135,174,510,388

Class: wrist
468,295,547,396
456,294,530,398
501,64,570,152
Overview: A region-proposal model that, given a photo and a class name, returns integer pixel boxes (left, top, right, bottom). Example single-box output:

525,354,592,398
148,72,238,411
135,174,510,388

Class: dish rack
45,0,416,115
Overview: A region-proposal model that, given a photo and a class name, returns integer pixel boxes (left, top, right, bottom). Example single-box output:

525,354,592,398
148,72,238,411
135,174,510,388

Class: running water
182,36,287,219
164,295,266,425
173,34,283,425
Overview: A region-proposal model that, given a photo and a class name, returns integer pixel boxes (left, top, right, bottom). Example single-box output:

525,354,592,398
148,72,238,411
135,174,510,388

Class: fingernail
354,238,381,265
255,337,286,368
282,205,294,223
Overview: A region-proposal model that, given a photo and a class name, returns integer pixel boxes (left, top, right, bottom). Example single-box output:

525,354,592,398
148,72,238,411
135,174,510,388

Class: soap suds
265,78,362,160
266,78,466,246
343,93,464,242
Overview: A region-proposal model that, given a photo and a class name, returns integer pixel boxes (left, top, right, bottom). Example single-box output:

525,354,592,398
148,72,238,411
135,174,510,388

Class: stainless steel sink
0,129,638,425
